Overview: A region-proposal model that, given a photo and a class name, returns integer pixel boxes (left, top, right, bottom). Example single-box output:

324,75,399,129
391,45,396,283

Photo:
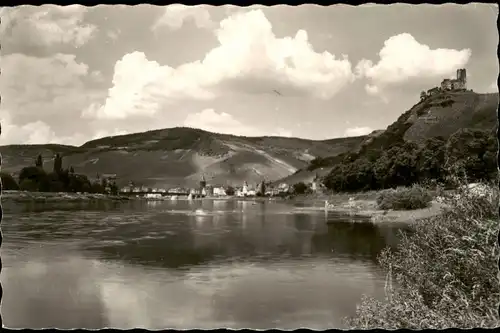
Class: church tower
200,175,207,190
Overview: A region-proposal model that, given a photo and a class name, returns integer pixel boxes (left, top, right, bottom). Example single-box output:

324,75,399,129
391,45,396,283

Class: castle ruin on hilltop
420,68,468,101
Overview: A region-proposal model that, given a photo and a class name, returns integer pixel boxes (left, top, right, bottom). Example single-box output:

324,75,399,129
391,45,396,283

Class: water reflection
1,199,405,329
2,247,108,329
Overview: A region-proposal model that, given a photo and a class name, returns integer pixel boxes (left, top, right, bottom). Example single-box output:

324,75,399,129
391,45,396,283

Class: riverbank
1,190,132,203
291,190,448,225
344,182,499,329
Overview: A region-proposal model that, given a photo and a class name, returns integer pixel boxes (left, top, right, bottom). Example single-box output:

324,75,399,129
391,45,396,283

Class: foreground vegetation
376,185,433,211
345,178,499,329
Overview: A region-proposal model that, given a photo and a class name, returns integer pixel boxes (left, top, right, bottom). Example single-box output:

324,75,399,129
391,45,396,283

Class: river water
1,198,407,329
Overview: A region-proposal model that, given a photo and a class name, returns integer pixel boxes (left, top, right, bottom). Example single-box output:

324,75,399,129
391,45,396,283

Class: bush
376,185,433,211
292,181,309,195
345,182,500,329
19,179,39,191
225,186,235,196
0,172,19,190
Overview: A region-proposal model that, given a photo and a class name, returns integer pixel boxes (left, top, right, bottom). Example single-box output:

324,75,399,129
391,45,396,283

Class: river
0,198,407,329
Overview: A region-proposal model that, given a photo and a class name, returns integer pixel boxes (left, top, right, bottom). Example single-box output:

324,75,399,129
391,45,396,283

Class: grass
345,180,499,329
376,184,433,211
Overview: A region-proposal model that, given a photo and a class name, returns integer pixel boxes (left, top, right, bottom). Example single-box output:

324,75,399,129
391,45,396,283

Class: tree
373,151,393,189
19,166,47,185
387,143,419,187
0,172,19,190
90,181,105,194
349,157,376,191
445,129,496,182
109,181,119,195
45,172,65,192
259,181,266,196
67,174,92,193
416,137,446,183
292,182,308,195
19,179,39,192
225,186,235,196
53,153,63,174
35,154,43,168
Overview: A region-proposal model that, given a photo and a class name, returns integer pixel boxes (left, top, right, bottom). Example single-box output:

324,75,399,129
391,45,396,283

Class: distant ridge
0,127,366,188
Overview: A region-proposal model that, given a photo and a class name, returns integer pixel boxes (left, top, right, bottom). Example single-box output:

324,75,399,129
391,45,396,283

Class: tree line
320,128,497,192
0,153,119,195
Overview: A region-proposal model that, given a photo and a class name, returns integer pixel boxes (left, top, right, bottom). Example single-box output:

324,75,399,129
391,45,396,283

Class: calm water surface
1,198,407,329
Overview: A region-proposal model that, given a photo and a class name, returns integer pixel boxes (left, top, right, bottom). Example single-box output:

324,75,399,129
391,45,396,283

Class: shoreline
1,189,447,224
289,191,447,224
1,190,132,203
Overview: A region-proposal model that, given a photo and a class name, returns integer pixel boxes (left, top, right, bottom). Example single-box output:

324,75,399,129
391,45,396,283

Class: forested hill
279,91,498,187
317,91,498,192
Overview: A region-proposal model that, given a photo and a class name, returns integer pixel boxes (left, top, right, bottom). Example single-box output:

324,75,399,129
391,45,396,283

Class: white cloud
365,84,379,96
486,80,498,93
0,109,130,146
2,53,89,88
0,53,116,145
87,9,355,120
183,109,292,137
1,5,97,48
0,53,98,119
344,126,373,137
356,33,471,95
0,111,61,145
106,30,120,41
152,5,214,30
184,109,259,136
274,128,293,137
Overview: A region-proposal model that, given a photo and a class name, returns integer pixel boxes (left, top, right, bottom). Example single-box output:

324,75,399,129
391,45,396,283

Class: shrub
345,182,500,329
376,184,433,211
0,172,19,190
225,186,235,196
292,181,309,195
19,178,39,192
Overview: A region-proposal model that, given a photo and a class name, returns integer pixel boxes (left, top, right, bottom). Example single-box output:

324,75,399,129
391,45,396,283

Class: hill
0,127,366,188
291,91,498,185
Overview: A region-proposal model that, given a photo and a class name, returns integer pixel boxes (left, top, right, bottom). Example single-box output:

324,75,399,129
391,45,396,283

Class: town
117,173,325,200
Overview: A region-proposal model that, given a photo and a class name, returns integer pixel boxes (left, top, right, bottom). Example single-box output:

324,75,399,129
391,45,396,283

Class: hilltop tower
457,68,467,83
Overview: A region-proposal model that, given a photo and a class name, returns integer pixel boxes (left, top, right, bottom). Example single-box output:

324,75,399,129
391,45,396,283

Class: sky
0,3,498,146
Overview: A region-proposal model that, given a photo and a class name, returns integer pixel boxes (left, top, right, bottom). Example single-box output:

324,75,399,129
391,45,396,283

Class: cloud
0,53,117,145
0,110,130,146
356,33,471,95
87,9,355,120
0,53,98,120
344,126,373,137
365,84,379,96
183,109,292,137
0,111,62,145
184,109,259,136
2,53,89,88
1,5,97,48
486,80,498,93
106,30,120,41
274,128,293,137
152,5,214,30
